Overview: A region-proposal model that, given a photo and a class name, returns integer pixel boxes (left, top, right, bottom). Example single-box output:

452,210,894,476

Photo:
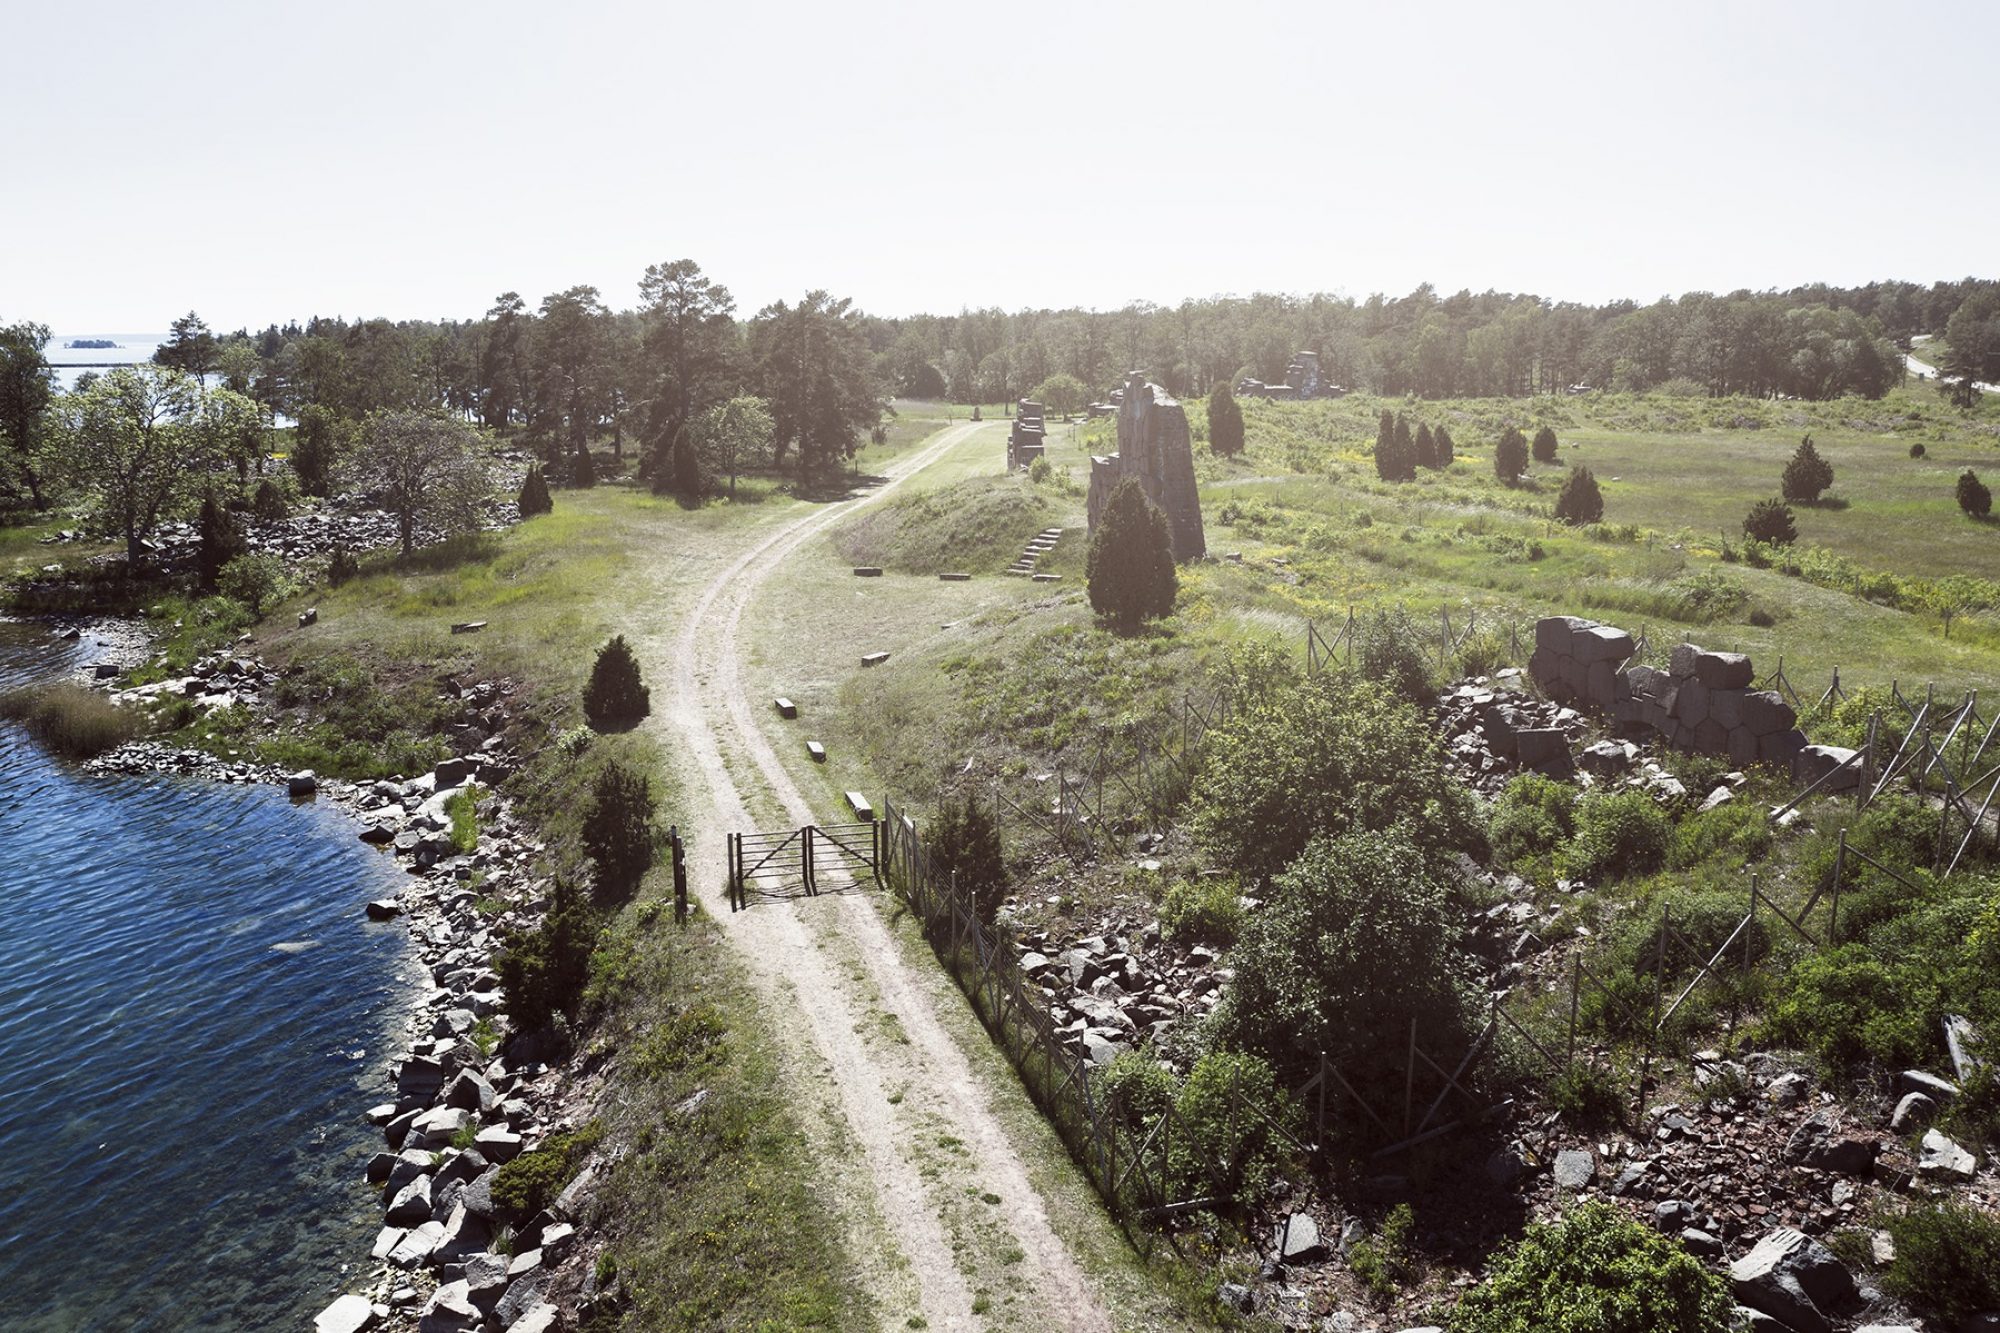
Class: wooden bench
938,572,970,582
852,567,883,577
861,651,890,668
806,740,826,762
774,697,798,719
845,791,874,820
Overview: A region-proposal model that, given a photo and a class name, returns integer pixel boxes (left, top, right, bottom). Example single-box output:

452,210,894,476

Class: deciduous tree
54,365,237,566
349,409,491,557
0,320,56,508
1031,373,1088,417
691,395,774,497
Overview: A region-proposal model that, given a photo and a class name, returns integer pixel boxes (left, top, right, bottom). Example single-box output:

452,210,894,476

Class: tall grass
0,683,141,758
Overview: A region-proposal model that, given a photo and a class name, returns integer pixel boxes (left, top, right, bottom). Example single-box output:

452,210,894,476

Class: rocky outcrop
1086,372,1205,562
1528,618,1812,773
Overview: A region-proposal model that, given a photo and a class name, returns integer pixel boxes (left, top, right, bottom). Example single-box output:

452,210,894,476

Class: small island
64,338,120,350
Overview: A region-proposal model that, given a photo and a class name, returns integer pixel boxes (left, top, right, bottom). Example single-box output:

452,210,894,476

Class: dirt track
639,425,1114,1332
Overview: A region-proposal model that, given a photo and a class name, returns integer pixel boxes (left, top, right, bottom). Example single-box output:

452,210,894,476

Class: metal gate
726,820,882,911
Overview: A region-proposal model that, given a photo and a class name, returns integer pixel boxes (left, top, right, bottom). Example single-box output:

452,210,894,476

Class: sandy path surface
637,425,1114,1332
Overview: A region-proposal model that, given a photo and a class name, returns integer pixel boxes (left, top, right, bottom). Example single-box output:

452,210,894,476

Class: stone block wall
1529,616,1813,772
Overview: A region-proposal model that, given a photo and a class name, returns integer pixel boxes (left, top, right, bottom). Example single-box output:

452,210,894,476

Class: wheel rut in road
645,424,1114,1332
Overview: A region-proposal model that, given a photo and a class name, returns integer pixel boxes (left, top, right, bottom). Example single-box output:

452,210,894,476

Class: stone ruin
1237,350,1338,401
1529,616,1855,786
1007,398,1047,471
1086,371,1206,562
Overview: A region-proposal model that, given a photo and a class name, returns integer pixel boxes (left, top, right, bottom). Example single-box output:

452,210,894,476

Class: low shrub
1548,1061,1626,1130
1100,1049,1177,1132
1882,1200,2000,1326
1165,1050,1283,1211
1347,1202,1416,1297
1559,789,1672,883
1490,773,1576,871
444,785,480,853
1158,876,1242,946
1355,606,1434,707
490,1122,603,1222
1455,1201,1732,1333
1765,943,1933,1073
327,547,360,585
517,464,553,517
1671,799,1772,869
928,792,1005,924
218,552,295,616
0,683,141,758
251,477,290,522
1743,498,1798,545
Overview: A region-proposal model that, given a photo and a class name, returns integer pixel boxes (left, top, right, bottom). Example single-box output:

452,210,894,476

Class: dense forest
7,272,2000,517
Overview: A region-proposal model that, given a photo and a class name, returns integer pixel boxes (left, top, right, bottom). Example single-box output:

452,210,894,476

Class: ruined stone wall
1085,372,1206,562
1529,616,1856,784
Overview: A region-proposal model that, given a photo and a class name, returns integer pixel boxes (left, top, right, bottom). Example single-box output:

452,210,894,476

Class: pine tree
1781,435,1834,504
1532,425,1559,464
930,791,1007,923
581,761,656,900
1414,422,1437,470
1958,468,1993,518
1553,466,1604,525
1086,476,1178,631
1207,380,1245,456
1743,498,1798,545
1434,425,1455,468
196,489,245,592
1494,426,1529,483
517,463,553,517
583,634,650,727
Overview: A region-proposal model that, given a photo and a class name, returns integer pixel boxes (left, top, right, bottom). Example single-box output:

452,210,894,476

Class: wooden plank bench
852,567,883,577
774,697,798,719
861,651,890,668
845,790,874,820
806,740,826,762
938,572,970,582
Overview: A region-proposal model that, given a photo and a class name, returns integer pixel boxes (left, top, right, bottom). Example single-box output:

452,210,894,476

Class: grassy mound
832,474,1058,574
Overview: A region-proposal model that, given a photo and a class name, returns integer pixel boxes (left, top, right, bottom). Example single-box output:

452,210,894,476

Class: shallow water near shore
0,622,415,1330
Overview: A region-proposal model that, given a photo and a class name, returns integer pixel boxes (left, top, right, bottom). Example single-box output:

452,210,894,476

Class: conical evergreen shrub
1086,477,1178,632
1554,466,1604,525
583,634,650,728
517,464,553,517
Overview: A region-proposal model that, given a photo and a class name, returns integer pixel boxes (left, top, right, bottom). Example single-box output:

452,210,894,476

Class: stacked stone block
1008,399,1047,471
1528,616,1811,773
1085,372,1206,562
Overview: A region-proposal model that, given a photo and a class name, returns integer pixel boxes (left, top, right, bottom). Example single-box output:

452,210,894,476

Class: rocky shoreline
41,619,598,1333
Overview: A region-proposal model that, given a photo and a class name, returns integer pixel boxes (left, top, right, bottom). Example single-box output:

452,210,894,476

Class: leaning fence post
1830,833,1845,942
1567,953,1581,1063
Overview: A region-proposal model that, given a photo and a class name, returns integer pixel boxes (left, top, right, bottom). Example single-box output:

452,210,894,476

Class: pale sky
4,0,1995,332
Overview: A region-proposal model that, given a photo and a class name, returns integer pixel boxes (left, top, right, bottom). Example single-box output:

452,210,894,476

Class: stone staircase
1006,527,1065,579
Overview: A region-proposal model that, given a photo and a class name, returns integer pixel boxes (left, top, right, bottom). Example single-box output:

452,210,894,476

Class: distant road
1906,335,1997,395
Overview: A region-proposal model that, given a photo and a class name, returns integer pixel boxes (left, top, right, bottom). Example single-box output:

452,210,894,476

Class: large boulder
385,1174,436,1226
1793,746,1860,791
1729,1228,1857,1333
1273,1212,1324,1263
418,1280,481,1333
1918,1128,1978,1182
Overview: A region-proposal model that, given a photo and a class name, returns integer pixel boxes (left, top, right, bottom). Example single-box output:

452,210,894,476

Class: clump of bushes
0,682,141,758
1882,1200,2000,1327
218,551,295,615
1548,1061,1625,1129
1213,828,1478,1088
251,477,290,522
1455,1201,1732,1333
1098,1048,1285,1212
1355,606,1434,706
1559,789,1672,883
1489,773,1576,872
491,1122,603,1222
326,547,360,585
1766,944,1933,1073
1348,1203,1417,1297
583,634,650,728
581,760,657,900
444,785,481,853
1158,876,1242,946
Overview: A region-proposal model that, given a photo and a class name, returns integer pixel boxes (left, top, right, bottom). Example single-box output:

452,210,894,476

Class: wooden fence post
671,824,687,925
1830,833,1845,942
1404,1017,1418,1136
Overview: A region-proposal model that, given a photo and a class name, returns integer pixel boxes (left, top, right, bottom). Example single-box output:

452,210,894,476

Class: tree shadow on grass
373,531,502,575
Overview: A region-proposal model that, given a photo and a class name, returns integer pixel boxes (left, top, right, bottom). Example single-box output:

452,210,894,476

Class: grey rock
314,1293,376,1333
385,1174,435,1226
1609,1160,1652,1197
505,1305,561,1333
1898,1069,1960,1102
385,1149,435,1195
1553,1148,1596,1190
1767,1071,1811,1107
538,1221,577,1264
388,1220,446,1268
1275,1212,1324,1263
288,770,318,797
1729,1227,1857,1333
435,1202,491,1263
1890,1091,1938,1132
1680,1227,1724,1258
1784,1115,1877,1174
1945,1014,1984,1083
1217,1282,1255,1315
1485,1148,1525,1187
418,1280,480,1333
492,1274,546,1329
1732,1307,1789,1333
461,1251,509,1312
1919,1128,1977,1181
1853,1325,1921,1333
461,1168,498,1219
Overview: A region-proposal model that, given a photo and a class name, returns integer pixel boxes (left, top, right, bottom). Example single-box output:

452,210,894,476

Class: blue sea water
0,622,414,1330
